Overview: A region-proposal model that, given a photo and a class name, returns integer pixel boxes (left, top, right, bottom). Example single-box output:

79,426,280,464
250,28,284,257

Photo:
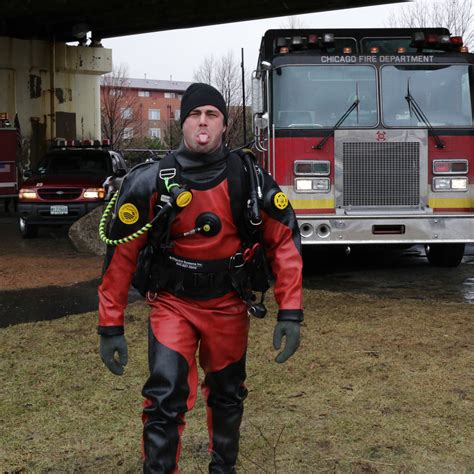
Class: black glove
273,321,300,364
100,334,128,375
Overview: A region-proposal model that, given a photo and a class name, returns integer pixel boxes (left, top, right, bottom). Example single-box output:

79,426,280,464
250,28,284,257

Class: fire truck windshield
381,64,473,128
273,65,377,128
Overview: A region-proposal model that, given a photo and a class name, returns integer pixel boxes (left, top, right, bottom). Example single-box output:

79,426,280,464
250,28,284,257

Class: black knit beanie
180,83,228,127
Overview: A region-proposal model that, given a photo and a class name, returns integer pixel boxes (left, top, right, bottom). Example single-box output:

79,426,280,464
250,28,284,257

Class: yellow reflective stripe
290,198,335,209
428,197,474,208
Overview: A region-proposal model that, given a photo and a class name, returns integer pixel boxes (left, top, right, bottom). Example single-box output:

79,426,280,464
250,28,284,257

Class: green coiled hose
99,192,153,246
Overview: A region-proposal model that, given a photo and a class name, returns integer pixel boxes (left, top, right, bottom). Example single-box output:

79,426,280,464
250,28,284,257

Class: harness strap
164,253,239,273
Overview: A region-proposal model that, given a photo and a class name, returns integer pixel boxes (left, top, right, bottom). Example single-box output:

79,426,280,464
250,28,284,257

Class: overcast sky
102,2,412,83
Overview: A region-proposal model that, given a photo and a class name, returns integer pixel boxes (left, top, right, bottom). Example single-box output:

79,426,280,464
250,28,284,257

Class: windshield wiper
313,89,360,150
405,79,444,149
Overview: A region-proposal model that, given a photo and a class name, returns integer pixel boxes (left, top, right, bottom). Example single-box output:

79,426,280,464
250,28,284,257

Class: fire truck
0,116,21,204
252,28,474,266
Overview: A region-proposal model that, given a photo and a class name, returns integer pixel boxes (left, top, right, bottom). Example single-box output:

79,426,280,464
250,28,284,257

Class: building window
149,109,160,120
149,128,161,139
138,90,150,97
123,128,134,139
109,88,122,96
178,94,183,100
174,110,180,121
121,107,132,119
164,92,176,99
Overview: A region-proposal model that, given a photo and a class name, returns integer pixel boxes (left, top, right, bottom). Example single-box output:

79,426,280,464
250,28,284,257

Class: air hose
99,178,192,246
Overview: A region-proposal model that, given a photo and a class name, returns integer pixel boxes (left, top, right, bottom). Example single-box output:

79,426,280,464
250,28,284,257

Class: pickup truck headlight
19,189,38,199
83,188,106,199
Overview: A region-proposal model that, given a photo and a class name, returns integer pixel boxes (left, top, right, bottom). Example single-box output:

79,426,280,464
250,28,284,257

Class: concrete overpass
0,0,406,165
3,1,406,41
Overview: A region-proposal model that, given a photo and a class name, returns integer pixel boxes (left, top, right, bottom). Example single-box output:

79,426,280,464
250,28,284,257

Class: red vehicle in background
18,140,127,238
0,122,21,208
252,28,474,267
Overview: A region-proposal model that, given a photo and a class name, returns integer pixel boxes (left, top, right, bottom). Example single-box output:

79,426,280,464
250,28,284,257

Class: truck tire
19,218,39,238
425,243,465,267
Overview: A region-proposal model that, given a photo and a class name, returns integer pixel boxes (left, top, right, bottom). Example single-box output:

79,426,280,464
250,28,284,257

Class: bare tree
388,0,474,47
101,64,143,149
193,51,252,149
279,15,307,29
162,116,183,149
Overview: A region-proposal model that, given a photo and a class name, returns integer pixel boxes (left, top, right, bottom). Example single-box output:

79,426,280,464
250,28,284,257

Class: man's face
182,105,226,154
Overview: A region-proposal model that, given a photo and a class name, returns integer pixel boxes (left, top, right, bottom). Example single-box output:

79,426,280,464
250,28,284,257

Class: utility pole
241,47,247,146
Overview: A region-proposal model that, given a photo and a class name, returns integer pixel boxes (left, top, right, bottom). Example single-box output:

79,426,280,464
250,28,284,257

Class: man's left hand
273,321,300,363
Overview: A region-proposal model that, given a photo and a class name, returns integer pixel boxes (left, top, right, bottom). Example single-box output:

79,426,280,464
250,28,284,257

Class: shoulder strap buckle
159,167,176,179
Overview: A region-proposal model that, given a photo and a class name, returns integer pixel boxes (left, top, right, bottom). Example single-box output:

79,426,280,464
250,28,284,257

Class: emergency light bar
410,32,465,51
54,138,111,148
275,32,335,54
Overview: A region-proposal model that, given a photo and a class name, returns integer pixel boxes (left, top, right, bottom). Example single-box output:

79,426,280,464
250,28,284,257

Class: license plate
50,205,68,215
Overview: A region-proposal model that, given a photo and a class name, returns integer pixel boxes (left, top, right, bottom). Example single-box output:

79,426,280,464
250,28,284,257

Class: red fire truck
0,122,20,204
252,28,474,266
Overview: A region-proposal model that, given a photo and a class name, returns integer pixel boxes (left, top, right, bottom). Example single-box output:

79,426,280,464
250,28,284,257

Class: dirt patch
0,254,103,290
0,215,103,290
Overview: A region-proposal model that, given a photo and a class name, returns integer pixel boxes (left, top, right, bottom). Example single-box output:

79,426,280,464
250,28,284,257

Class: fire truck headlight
295,179,313,191
313,178,330,191
433,177,468,191
83,187,106,199
433,178,451,190
19,189,38,200
295,178,330,192
452,178,468,190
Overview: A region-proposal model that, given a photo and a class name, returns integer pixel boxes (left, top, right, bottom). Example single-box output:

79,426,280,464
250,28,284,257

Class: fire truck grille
343,142,420,207
37,188,82,200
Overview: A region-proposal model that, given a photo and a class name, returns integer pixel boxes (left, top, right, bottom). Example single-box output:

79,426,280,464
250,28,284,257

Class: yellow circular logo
176,190,193,208
273,192,289,210
118,203,139,225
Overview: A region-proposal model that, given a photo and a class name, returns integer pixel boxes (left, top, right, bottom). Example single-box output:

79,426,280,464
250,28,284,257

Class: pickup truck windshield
381,64,474,127
273,65,378,128
35,152,111,176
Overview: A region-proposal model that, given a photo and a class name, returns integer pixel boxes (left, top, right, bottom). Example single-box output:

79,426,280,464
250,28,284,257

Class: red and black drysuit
98,144,303,473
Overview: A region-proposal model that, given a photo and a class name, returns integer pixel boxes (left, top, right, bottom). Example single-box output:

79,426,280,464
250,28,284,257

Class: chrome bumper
297,213,474,244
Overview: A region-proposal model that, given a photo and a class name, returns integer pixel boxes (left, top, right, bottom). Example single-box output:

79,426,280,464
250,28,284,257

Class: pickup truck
18,140,127,238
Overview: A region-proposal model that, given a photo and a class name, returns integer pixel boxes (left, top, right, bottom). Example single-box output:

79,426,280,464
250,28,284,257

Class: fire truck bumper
297,214,474,245
18,201,103,226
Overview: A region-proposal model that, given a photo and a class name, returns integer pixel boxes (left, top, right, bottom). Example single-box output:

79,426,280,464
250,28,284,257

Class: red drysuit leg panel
143,292,249,473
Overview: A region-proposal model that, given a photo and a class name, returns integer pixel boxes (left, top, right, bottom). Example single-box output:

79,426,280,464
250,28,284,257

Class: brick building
101,77,192,147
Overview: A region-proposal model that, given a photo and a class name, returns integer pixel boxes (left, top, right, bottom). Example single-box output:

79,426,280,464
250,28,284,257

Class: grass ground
1,288,473,473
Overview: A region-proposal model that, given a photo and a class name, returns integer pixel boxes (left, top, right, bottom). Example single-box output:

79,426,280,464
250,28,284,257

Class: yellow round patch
176,190,193,208
118,203,139,225
273,192,289,210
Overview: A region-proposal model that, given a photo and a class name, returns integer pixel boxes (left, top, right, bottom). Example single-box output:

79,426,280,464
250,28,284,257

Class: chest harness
129,150,271,318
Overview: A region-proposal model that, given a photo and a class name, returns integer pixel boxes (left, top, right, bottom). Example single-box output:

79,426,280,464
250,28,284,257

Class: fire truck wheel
425,243,465,268
19,218,39,239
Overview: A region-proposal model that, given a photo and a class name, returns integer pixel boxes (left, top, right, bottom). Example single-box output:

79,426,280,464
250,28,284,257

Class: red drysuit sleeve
97,162,159,335
260,172,304,322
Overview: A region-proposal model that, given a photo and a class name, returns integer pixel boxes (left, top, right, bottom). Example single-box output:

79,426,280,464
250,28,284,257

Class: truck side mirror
254,112,269,130
252,75,264,115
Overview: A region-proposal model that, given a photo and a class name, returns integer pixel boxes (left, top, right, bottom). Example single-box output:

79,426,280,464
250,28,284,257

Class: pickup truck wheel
425,243,465,267
19,218,39,238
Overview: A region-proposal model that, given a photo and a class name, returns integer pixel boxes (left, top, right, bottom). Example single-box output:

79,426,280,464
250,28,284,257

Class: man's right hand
100,335,128,375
